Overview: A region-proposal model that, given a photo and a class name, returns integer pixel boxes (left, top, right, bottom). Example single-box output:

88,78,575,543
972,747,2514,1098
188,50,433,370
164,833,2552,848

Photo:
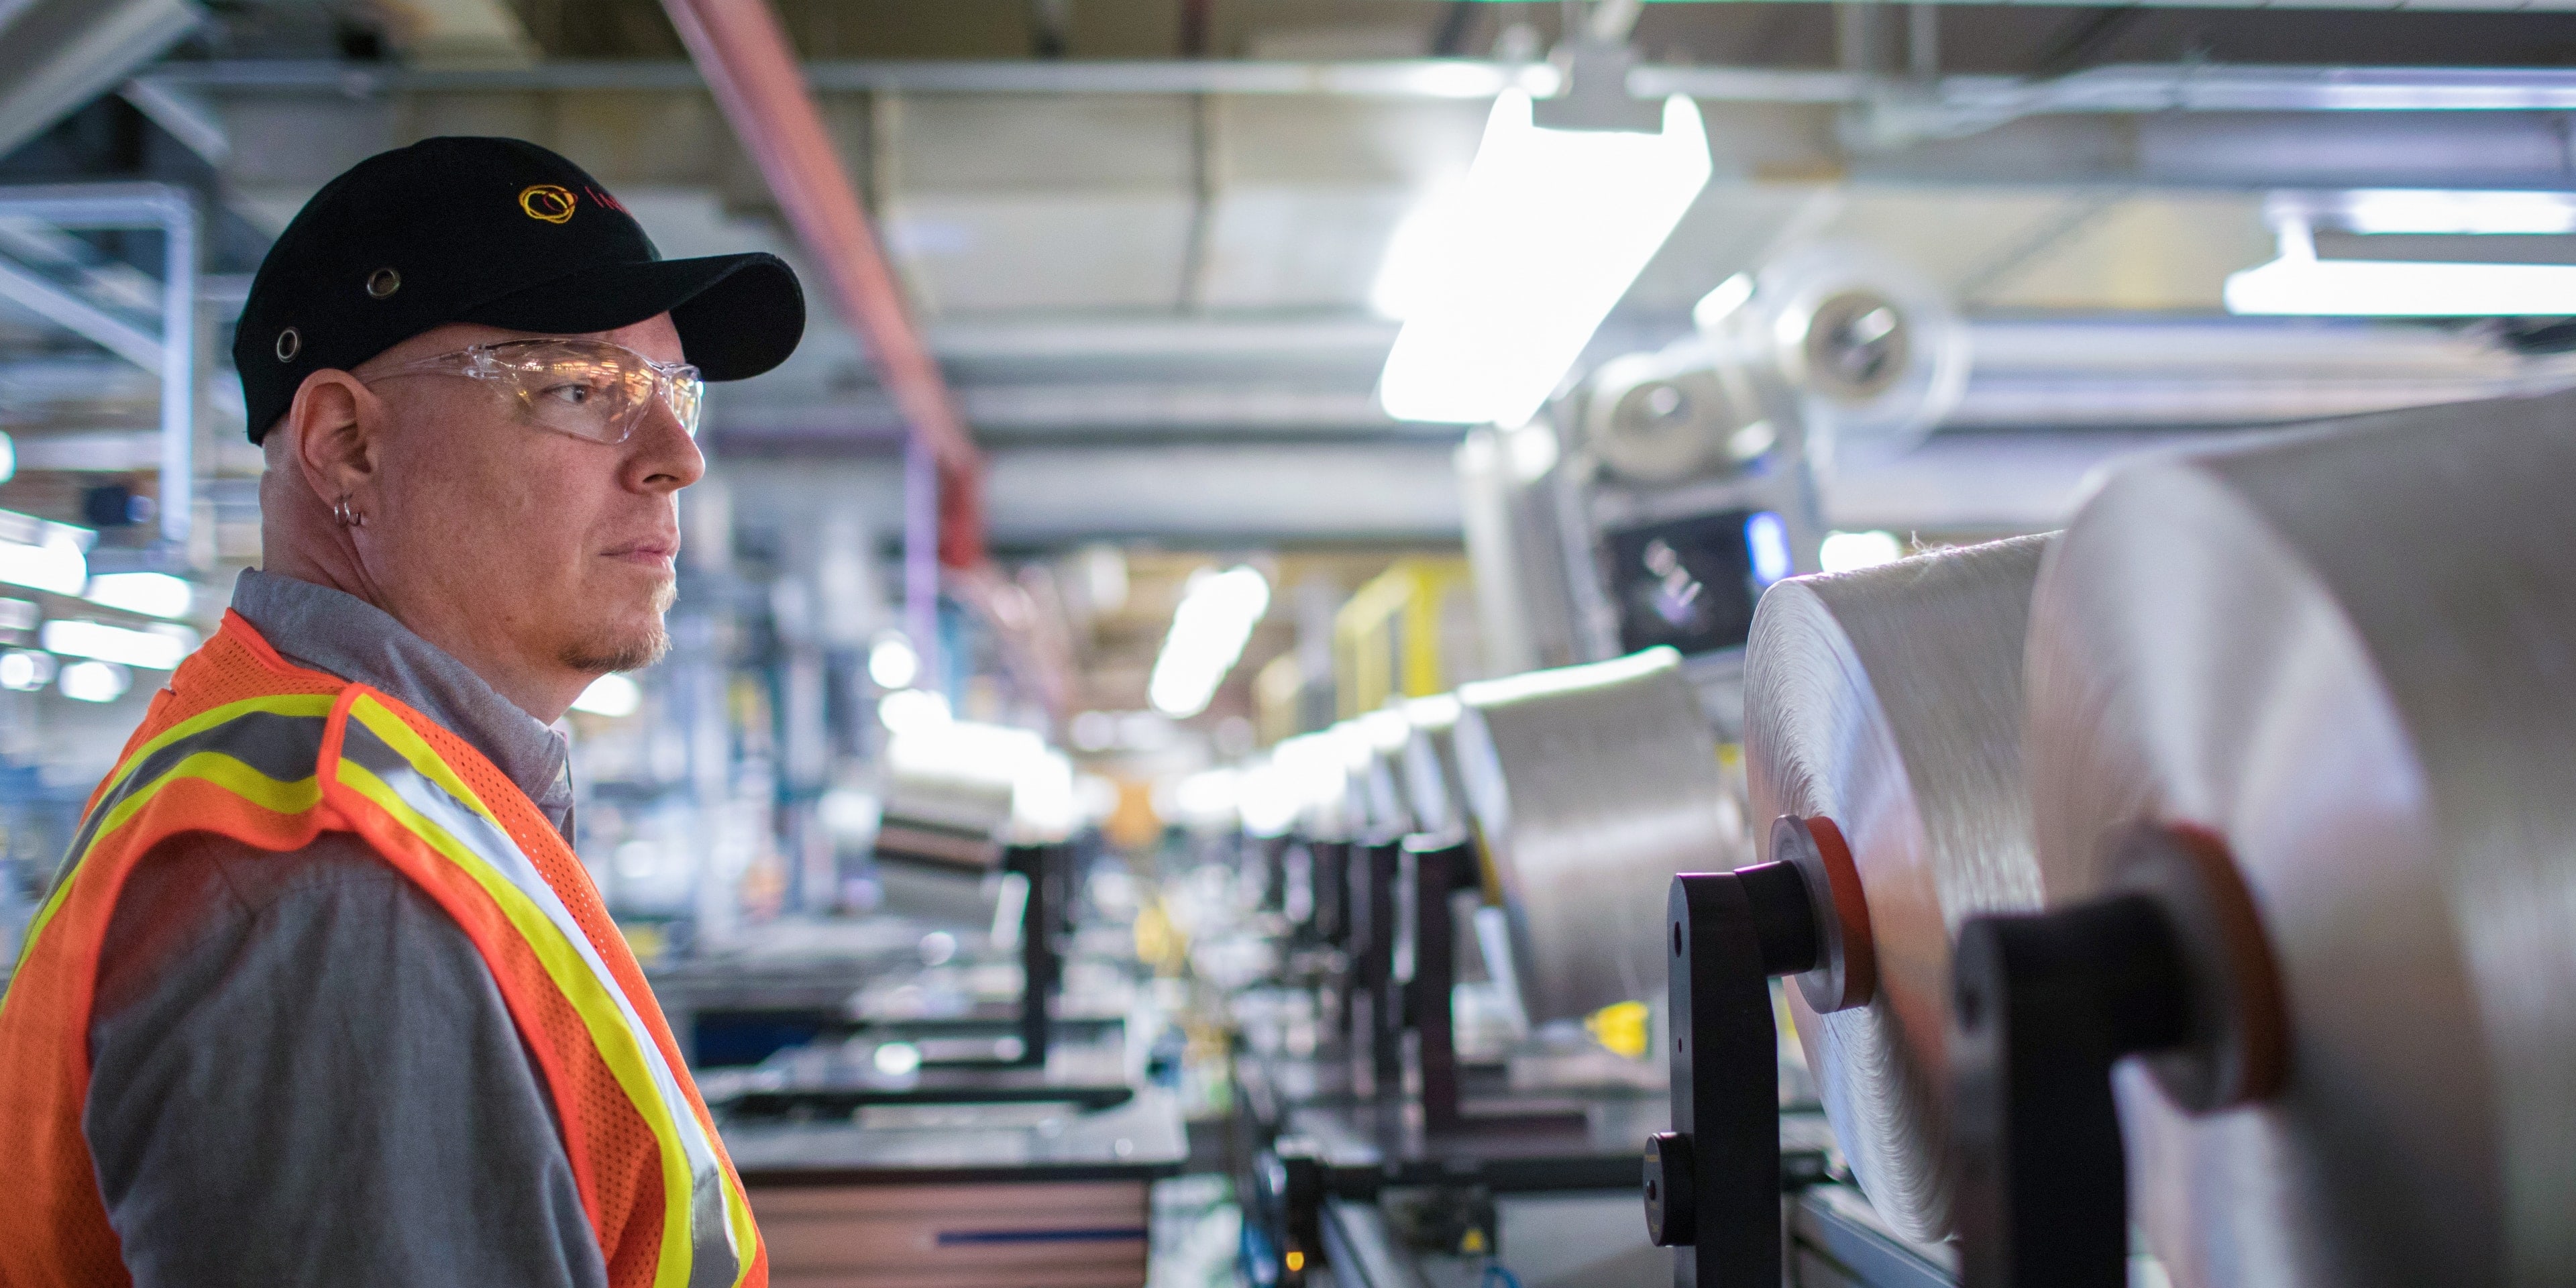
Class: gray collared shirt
83,570,609,1288
231,568,578,837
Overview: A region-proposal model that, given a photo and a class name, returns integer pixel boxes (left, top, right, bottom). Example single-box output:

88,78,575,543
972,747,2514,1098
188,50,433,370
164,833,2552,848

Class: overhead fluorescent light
2226,218,2576,317
1148,565,1271,718
40,618,195,671
85,572,193,619
2333,189,2576,236
1377,89,1713,426
1369,191,1462,322
571,673,642,718
0,510,90,598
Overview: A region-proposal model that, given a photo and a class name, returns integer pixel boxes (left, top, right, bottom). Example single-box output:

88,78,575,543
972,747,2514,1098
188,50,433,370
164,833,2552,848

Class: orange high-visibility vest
0,611,765,1288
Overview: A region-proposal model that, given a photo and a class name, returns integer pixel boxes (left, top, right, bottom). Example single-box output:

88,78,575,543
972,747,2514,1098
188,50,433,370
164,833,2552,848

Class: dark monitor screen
1604,509,1792,657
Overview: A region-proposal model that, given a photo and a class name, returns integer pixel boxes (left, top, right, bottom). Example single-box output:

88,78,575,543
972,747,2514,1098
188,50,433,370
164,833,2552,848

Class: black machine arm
1398,834,1591,1135
1405,835,1488,1133
1304,839,1356,1044
1950,824,2288,1288
1646,815,1877,1288
1259,1139,1329,1287
1006,841,1063,1069
920,841,1061,1070
1360,839,1405,1093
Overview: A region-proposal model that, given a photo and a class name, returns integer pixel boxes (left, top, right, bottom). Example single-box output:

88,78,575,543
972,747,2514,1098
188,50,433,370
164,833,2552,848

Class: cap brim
462,252,805,381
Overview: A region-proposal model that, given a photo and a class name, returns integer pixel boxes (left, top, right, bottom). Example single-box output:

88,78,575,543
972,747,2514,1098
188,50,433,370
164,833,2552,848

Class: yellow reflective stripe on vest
333,696,746,1288
8,698,332,986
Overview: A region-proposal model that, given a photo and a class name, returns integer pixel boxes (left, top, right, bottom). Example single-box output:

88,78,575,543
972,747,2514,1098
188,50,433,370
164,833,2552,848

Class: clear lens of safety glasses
378,339,703,443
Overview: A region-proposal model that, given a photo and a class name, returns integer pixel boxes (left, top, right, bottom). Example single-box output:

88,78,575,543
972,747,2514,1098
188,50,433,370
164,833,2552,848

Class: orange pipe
658,0,987,568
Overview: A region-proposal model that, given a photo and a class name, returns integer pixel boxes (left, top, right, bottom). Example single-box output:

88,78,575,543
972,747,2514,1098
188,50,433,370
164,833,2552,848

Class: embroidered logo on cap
518,184,578,224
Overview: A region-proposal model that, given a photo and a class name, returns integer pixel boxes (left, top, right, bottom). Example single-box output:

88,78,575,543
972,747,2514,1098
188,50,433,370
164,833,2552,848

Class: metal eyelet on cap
274,327,301,362
366,266,401,299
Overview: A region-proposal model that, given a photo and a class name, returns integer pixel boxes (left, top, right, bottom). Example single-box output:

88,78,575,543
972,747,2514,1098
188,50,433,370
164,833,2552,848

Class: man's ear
284,370,380,508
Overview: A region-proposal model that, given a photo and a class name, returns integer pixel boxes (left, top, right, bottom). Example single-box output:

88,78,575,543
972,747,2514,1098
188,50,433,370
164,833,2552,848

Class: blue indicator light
1746,511,1792,586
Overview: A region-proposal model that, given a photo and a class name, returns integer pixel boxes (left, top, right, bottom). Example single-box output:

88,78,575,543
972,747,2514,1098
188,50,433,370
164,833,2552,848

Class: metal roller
1742,534,2051,1244
875,726,1024,870
2023,389,2576,1288
1454,647,1750,1024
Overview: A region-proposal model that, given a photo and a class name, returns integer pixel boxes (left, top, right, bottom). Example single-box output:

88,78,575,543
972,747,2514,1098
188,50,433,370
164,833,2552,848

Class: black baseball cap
235,136,804,443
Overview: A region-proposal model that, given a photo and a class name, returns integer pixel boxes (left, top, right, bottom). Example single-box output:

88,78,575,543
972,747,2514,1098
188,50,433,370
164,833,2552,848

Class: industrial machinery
1239,655,1844,1288
1459,244,1966,734
1643,535,2043,1287
1950,386,2576,1288
1644,386,2576,1288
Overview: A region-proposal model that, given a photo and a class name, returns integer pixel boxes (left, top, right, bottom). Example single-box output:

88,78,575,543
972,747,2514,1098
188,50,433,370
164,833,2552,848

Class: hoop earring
332,495,365,528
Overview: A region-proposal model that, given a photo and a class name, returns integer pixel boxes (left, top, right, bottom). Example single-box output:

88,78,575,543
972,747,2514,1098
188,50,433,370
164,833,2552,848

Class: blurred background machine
13,1,2576,1285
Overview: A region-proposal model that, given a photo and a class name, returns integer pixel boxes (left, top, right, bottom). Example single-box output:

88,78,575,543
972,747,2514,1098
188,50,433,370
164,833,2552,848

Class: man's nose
625,393,705,492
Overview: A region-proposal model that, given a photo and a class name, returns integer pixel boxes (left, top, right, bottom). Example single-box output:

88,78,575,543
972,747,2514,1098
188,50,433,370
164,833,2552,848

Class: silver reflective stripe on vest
336,714,739,1287
52,709,331,898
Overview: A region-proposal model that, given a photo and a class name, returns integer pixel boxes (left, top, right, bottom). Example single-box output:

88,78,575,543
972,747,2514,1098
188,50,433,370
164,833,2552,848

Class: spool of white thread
1745,533,2051,1243
2026,390,2576,1287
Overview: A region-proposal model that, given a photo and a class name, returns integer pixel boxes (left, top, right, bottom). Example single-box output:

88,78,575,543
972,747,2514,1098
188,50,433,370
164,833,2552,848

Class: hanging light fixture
2226,201,2576,317
1376,50,1713,428
1147,566,1271,718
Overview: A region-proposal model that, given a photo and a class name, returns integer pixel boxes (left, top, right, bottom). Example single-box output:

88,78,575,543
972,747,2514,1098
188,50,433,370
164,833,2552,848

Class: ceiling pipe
655,0,987,569
1947,317,2576,427
145,58,2576,106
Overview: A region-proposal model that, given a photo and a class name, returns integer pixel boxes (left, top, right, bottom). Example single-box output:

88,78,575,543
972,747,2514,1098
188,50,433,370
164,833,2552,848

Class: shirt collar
229,569,574,834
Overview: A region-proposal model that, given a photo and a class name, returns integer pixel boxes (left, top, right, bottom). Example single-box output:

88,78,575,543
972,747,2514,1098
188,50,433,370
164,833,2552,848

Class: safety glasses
365,337,702,443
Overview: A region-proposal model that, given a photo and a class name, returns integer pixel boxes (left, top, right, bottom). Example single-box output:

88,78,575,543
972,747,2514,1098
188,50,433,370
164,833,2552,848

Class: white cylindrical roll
1271,732,1356,843
1328,716,1409,841
1743,534,2051,1244
1399,694,1470,839
1354,709,1417,837
875,724,1028,870
1455,648,1749,1024
2026,390,2576,1288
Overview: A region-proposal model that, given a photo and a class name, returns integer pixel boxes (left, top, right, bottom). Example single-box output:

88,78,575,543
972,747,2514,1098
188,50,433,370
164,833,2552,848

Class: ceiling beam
0,0,201,159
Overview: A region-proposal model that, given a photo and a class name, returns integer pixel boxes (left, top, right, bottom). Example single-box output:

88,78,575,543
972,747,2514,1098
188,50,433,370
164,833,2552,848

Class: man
0,137,804,1287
